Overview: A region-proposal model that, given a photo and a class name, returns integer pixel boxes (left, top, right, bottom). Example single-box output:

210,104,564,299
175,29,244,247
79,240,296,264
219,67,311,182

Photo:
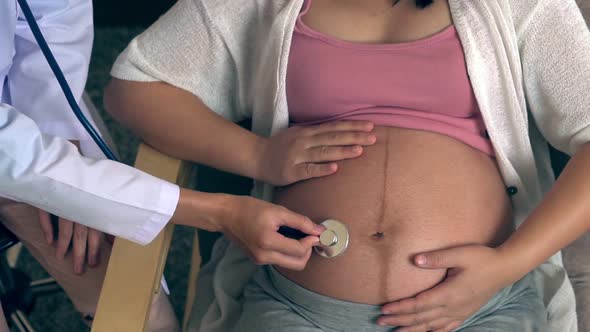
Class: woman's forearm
104,79,267,181
498,142,590,278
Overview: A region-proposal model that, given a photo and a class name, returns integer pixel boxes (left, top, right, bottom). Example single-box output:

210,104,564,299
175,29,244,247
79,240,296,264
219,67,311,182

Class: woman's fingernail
74,265,82,274
353,146,362,153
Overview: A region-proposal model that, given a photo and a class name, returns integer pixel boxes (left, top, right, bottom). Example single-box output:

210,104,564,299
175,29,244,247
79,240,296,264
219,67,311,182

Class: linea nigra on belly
371,132,390,241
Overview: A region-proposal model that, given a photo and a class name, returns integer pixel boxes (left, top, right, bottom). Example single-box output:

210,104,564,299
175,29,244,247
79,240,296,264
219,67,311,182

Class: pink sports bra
287,0,494,156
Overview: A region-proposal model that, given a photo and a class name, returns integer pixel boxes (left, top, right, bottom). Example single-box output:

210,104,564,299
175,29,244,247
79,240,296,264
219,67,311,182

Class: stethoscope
279,219,349,258
17,0,349,258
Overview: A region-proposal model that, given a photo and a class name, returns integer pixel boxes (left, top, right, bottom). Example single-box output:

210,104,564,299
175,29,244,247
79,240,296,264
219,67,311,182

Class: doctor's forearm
170,189,229,232
104,79,266,180
498,142,590,279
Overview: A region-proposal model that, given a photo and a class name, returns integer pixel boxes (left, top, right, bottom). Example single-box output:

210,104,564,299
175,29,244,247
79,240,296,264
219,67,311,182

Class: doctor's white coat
0,0,178,245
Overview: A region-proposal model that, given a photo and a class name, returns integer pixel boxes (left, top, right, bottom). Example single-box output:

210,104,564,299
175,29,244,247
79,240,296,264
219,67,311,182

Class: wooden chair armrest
92,144,192,332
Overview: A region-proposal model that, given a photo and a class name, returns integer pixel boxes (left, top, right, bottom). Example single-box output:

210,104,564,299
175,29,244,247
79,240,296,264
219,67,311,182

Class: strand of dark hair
392,0,434,9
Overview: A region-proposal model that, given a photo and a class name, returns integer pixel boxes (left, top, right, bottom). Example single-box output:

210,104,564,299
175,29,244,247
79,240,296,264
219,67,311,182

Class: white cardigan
111,0,590,330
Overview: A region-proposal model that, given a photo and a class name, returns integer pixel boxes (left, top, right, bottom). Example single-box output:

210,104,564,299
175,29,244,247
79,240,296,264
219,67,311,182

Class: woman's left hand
378,244,517,332
38,209,104,275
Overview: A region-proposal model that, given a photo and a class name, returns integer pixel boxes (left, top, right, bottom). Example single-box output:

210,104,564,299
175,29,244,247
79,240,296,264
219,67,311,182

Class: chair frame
92,144,199,332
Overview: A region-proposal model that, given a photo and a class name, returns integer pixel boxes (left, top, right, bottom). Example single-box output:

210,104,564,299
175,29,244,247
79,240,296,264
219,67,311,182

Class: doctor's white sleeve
10,0,93,140
0,103,179,245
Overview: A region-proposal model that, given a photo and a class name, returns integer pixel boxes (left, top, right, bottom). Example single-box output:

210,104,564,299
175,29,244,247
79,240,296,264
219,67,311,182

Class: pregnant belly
273,126,513,305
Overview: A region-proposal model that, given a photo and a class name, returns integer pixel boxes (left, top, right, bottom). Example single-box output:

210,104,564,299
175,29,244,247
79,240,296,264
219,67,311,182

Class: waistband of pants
265,265,523,331
266,265,388,331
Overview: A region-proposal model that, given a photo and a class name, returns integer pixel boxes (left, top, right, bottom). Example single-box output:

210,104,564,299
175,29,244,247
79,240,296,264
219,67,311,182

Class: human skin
274,126,513,304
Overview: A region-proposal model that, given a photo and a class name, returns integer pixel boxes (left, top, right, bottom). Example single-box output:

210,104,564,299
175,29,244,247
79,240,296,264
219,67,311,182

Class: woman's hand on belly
378,244,514,331
255,120,376,186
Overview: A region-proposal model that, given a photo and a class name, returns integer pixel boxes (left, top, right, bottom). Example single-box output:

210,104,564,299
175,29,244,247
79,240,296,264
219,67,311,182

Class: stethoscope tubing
17,0,118,162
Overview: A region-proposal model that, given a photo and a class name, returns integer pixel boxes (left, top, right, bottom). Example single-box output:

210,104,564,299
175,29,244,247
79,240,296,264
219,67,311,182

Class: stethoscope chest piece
314,219,349,258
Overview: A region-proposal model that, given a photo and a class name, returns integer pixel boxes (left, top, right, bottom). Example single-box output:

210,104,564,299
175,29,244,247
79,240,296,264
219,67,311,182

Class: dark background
93,0,176,27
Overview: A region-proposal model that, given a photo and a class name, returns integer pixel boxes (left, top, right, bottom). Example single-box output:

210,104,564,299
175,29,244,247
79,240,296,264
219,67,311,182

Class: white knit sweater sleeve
110,0,247,123
519,0,590,156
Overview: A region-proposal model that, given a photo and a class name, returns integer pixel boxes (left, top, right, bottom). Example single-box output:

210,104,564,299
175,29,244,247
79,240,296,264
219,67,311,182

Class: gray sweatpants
234,266,547,332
